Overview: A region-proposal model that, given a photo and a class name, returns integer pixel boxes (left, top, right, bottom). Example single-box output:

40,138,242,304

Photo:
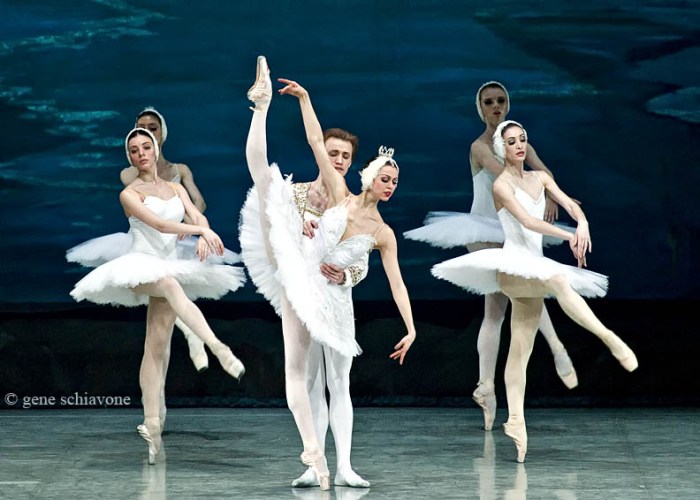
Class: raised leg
544,276,638,372
132,278,244,379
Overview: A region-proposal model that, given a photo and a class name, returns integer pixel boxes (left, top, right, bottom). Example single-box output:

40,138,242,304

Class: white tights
246,104,323,458
306,342,356,473
477,293,566,383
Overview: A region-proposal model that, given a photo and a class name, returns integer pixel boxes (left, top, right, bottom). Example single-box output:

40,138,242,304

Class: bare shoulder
376,223,397,251
120,166,138,186
492,172,513,195
176,163,193,175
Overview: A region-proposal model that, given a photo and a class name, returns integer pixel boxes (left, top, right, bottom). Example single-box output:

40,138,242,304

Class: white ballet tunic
71,195,246,307
65,166,240,267
404,169,570,247
239,165,373,357
431,187,608,298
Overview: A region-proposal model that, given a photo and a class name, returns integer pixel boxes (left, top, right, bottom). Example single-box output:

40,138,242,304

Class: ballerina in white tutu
404,81,578,432
432,120,638,462
71,127,246,464
66,107,236,373
242,56,416,489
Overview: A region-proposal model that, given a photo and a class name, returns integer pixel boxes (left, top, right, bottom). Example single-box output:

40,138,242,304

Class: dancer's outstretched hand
390,333,416,365
278,78,308,99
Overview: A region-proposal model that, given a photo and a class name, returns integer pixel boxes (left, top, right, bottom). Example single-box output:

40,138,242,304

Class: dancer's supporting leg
326,347,369,487
292,342,327,488
139,296,176,464
537,305,578,388
281,295,330,489
133,278,244,379
503,296,542,463
473,292,508,431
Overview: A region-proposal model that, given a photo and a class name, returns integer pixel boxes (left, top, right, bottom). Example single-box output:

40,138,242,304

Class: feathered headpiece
492,120,526,160
360,146,399,191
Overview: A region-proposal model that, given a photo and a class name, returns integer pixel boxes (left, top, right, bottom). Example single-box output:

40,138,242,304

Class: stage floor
1,407,697,499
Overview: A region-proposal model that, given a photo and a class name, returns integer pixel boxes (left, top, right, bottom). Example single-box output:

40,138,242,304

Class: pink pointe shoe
604,334,639,372
503,420,527,463
212,344,245,380
247,55,272,109
472,379,497,431
300,449,330,491
137,418,162,465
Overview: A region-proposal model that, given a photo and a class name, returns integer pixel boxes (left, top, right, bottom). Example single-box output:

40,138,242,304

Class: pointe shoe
291,467,319,488
189,343,209,372
604,335,639,372
472,379,497,431
335,469,370,488
503,421,527,463
553,349,579,389
137,419,162,465
176,318,209,371
247,55,272,108
300,449,330,491
212,344,245,380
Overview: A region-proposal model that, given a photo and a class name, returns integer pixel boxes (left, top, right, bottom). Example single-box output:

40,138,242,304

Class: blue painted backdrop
1,0,698,303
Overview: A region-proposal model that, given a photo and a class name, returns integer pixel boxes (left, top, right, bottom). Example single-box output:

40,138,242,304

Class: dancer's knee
544,274,571,295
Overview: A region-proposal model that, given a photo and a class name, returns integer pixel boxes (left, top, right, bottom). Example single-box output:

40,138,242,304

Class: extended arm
278,78,346,204
377,227,416,365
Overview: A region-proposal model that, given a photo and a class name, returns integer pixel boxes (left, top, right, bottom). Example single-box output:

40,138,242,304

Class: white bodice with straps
242,164,373,357
71,186,245,307
431,178,608,298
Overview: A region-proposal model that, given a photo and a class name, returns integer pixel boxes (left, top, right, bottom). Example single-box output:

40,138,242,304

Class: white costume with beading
239,165,371,357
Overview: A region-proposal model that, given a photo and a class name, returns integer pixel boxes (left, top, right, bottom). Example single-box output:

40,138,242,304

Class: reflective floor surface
1,407,698,499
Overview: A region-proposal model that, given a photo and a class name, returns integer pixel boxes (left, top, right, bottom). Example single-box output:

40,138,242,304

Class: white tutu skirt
432,247,608,298
238,185,283,316
66,232,241,267
245,164,363,357
71,253,246,307
404,211,572,248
